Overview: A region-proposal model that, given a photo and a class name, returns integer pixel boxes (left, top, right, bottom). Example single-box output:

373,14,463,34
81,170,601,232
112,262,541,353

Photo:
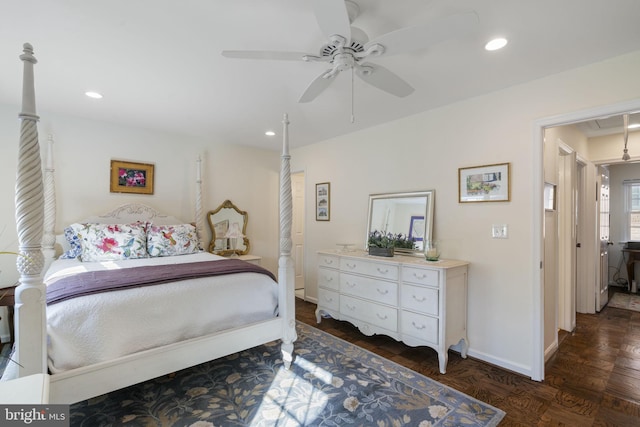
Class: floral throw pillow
79,223,148,262
59,223,84,259
147,224,199,257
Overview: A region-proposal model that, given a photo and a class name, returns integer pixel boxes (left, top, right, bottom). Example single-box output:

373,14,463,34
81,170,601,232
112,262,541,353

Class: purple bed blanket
46,258,277,305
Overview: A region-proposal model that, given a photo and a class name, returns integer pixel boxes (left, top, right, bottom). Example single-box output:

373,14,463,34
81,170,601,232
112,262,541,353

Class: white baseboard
544,340,559,362
466,348,534,379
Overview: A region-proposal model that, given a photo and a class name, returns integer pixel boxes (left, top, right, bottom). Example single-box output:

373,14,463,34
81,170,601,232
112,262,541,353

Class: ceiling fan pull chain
351,67,355,123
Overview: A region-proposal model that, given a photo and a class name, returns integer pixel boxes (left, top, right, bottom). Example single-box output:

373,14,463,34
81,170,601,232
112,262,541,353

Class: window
624,180,640,241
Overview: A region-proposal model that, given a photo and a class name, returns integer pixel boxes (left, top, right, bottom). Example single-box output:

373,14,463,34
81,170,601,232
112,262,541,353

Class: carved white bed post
195,155,204,249
14,43,47,377
42,134,57,268
278,113,297,368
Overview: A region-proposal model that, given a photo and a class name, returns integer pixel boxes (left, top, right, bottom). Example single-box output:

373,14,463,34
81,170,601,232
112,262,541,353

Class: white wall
0,104,281,341
292,50,640,377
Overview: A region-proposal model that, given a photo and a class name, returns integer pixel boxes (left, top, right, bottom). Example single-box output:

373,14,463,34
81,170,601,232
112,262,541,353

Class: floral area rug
70,322,505,426
608,292,640,312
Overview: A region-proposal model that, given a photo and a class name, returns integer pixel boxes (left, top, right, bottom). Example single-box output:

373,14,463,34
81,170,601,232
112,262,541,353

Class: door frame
532,98,640,381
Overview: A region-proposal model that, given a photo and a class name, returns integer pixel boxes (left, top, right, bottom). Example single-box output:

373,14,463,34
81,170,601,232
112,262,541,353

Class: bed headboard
82,203,182,225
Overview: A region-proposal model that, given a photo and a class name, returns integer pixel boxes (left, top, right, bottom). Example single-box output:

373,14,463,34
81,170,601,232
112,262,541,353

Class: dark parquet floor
295,288,640,426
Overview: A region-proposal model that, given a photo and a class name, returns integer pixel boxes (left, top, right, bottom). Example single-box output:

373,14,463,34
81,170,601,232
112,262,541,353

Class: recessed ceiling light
85,91,103,99
265,131,275,136
485,38,508,51
629,123,640,129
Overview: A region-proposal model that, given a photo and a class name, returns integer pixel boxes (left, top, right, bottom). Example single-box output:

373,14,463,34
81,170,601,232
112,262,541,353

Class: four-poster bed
10,43,297,404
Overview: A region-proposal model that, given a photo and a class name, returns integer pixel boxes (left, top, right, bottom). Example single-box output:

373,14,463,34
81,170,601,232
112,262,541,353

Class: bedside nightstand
0,285,16,343
237,254,262,265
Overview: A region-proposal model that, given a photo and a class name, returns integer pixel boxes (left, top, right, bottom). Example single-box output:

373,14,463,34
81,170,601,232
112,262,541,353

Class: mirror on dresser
207,200,250,256
366,190,434,254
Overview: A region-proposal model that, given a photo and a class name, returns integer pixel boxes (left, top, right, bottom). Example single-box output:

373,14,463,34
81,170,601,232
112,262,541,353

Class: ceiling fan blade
355,63,414,97
365,11,479,57
298,71,337,103
311,0,351,45
221,50,311,61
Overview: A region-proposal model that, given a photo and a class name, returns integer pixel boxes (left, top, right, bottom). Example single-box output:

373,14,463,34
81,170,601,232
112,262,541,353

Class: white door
558,145,576,331
292,172,305,298
576,159,597,314
597,166,610,311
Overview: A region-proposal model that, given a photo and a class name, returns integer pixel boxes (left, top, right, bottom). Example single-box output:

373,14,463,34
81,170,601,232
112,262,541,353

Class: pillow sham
147,223,199,257
79,222,148,262
59,223,84,259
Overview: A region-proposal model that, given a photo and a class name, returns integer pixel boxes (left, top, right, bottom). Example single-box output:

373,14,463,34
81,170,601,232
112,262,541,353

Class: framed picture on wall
458,162,510,203
316,182,330,221
110,160,155,195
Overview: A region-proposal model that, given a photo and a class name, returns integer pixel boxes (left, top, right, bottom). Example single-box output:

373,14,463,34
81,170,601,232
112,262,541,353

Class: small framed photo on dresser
316,182,330,221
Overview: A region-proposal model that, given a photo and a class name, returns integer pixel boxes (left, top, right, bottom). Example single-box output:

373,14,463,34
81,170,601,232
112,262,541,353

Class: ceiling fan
222,0,478,104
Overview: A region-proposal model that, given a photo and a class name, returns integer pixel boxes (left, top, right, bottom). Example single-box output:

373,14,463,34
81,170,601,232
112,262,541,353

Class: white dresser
316,249,469,374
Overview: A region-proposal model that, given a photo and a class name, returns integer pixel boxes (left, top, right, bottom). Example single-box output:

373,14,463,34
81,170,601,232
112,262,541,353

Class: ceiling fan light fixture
485,37,508,51
265,131,275,136
622,113,630,161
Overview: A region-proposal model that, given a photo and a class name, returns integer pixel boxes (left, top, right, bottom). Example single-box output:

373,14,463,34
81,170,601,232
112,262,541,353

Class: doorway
292,171,306,299
533,98,640,381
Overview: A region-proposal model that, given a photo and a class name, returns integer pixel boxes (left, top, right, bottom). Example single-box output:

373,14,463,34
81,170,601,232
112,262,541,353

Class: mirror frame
207,200,250,256
366,190,435,255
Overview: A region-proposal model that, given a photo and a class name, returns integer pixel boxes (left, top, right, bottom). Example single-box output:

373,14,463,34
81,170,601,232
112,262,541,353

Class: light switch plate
492,224,508,239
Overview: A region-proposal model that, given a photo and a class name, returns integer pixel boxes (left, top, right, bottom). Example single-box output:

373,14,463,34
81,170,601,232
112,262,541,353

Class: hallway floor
296,288,640,426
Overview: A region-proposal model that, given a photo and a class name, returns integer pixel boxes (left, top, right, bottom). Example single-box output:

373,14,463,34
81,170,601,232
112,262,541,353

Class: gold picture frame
458,162,510,203
110,160,155,195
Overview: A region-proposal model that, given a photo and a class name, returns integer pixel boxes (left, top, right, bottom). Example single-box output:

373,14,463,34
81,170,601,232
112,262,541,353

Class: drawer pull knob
376,288,389,295
346,263,356,269
347,282,356,288
377,268,389,274
413,273,427,279
411,321,426,330
325,277,333,282
412,295,426,302
325,297,333,302
376,313,388,320
324,259,334,265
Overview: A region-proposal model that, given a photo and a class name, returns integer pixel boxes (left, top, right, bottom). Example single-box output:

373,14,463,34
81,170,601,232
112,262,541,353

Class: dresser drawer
341,295,397,331
340,273,398,305
318,267,340,291
401,310,438,344
401,284,439,316
402,266,439,287
318,288,340,312
340,258,399,281
318,254,339,269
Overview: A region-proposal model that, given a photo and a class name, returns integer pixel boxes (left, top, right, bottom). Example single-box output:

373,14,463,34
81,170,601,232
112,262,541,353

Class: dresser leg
460,338,469,359
438,351,448,374
315,308,322,323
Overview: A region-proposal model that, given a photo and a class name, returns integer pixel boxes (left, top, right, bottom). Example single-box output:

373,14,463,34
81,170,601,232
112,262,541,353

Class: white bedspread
44,252,278,373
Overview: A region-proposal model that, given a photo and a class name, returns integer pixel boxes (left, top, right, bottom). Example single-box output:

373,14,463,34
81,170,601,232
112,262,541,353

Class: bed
9,43,297,404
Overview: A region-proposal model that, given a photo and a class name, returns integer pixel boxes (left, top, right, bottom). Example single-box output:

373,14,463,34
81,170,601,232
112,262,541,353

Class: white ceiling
1,0,640,149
